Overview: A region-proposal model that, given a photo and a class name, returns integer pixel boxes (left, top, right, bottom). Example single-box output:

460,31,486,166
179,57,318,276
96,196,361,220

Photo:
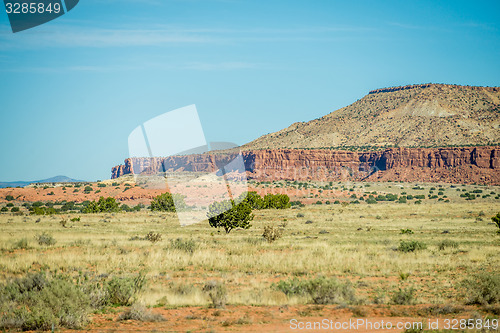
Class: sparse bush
371,289,387,304
35,232,56,246
460,273,500,305
437,239,459,250
0,272,91,331
12,238,29,250
398,240,427,253
491,212,500,233
262,225,284,243
106,274,146,306
391,287,416,305
297,212,305,218
118,303,165,322
207,200,253,233
150,192,186,212
169,238,197,254
400,229,413,234
145,232,162,243
275,277,357,305
203,281,227,308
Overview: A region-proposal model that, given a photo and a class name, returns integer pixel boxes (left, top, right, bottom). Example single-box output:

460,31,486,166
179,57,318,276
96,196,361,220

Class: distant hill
0,175,86,188
242,84,500,150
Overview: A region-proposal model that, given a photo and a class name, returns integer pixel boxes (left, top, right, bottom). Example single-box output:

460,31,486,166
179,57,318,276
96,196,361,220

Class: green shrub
169,238,197,254
106,274,146,306
207,200,253,233
118,303,165,322
30,206,57,215
240,191,264,209
275,277,357,305
145,232,162,243
398,240,427,253
150,192,186,212
437,240,459,250
35,232,56,246
262,193,291,209
400,229,414,234
0,272,91,331
460,273,500,305
203,281,227,308
12,238,29,250
491,212,500,233
262,225,284,243
0,207,8,212
83,197,120,213
5,195,14,201
391,287,416,305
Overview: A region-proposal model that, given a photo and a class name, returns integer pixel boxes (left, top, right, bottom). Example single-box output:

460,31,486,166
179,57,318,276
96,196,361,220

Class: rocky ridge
242,84,500,149
112,146,500,185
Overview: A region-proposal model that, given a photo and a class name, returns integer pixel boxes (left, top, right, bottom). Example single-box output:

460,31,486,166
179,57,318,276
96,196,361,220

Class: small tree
207,200,253,233
83,197,120,213
263,193,291,209
240,191,264,209
492,212,500,233
150,193,186,212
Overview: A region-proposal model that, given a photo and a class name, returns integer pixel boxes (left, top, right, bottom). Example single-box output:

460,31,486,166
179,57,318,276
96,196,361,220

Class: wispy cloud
0,23,374,49
0,61,260,73
0,25,214,49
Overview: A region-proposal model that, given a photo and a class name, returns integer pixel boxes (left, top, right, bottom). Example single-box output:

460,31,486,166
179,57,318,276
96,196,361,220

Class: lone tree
492,212,500,233
150,193,186,212
207,200,253,234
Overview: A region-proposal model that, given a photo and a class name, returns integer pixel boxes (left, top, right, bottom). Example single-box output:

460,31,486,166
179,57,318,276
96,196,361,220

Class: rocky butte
112,84,500,185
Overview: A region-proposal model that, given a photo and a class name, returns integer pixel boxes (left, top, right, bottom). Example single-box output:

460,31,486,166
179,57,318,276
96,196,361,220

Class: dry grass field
0,181,499,332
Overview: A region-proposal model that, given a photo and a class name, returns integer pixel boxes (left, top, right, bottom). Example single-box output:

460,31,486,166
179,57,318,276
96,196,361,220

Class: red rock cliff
111,147,500,185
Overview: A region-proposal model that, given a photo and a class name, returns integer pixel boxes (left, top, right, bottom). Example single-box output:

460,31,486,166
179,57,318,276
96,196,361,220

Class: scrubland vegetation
0,181,498,331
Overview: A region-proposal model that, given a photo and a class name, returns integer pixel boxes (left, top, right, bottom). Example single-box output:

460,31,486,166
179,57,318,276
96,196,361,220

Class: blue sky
0,0,499,181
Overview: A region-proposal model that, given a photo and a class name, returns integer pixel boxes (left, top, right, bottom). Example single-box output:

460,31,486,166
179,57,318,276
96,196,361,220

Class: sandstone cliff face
111,147,500,185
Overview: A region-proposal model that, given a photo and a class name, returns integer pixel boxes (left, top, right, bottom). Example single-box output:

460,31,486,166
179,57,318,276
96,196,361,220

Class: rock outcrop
111,146,500,185
242,83,500,149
